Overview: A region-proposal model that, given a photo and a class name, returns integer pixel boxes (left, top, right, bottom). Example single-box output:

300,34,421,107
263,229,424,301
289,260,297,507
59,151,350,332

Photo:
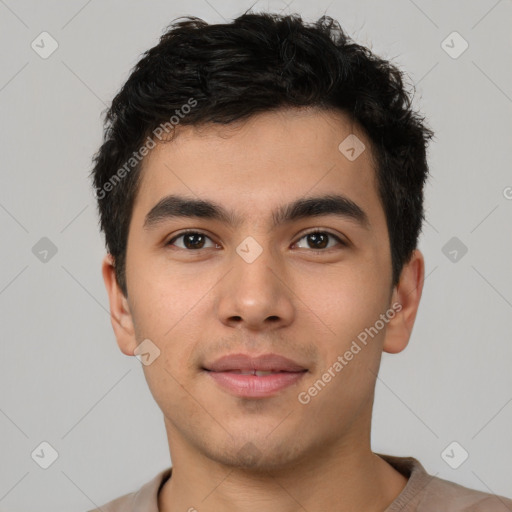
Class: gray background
0,0,511,510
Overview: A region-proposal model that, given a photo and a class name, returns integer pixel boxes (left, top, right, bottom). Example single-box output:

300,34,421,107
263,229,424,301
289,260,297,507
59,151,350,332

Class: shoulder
421,473,512,511
86,466,172,512
378,453,512,511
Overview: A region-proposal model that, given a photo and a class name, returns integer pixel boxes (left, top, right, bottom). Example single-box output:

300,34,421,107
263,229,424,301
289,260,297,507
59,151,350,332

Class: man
89,10,512,512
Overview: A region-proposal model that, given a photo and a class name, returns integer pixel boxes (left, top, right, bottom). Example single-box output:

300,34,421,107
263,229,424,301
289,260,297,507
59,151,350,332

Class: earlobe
382,249,425,354
101,253,137,356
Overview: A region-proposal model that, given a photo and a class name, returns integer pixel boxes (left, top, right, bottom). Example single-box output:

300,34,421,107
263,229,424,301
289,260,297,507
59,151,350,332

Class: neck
158,425,408,512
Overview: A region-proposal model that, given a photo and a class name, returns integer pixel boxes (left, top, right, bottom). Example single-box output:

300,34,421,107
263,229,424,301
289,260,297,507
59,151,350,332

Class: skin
102,106,424,512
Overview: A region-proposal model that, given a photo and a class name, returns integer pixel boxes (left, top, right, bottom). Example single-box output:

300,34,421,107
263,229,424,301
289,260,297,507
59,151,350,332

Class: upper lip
203,353,307,372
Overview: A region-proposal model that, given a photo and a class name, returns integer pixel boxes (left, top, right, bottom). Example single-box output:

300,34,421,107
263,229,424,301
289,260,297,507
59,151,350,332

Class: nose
215,241,295,332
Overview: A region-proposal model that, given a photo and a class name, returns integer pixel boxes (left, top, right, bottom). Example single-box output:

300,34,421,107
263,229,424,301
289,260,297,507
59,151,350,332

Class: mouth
209,369,304,376
204,369,307,398
203,352,307,373
202,353,308,398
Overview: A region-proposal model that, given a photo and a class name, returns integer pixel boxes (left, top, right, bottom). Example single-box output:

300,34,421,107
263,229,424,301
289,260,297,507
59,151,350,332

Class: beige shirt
89,453,512,511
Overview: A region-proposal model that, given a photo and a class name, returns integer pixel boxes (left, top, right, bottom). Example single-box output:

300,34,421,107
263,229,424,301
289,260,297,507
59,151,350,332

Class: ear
382,249,425,354
101,253,137,356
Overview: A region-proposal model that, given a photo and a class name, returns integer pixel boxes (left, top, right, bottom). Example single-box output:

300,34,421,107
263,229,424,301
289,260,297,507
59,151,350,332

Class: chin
204,436,309,473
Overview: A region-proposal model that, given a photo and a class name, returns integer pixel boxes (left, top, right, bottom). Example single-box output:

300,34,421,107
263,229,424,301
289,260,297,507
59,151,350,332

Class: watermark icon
441,441,469,469
134,338,161,366
94,97,198,200
441,31,469,60
236,236,263,263
31,31,59,59
237,442,263,464
298,302,402,404
441,236,468,263
503,186,512,200
32,237,58,263
338,134,366,161
31,441,59,469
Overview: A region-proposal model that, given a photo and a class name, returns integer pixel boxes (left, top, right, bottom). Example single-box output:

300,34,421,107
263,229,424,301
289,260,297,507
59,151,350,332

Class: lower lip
205,371,306,398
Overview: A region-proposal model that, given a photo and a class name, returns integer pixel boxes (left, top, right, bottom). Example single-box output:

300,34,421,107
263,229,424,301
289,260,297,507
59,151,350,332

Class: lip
204,353,307,372
203,353,308,398
206,371,306,398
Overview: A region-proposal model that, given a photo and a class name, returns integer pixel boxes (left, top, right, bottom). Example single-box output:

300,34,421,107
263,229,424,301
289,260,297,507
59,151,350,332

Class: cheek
134,296,203,415
299,262,389,339
294,255,390,403
128,261,189,335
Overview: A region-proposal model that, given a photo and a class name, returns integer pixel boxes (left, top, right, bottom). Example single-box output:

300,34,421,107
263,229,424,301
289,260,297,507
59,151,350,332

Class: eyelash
166,229,347,251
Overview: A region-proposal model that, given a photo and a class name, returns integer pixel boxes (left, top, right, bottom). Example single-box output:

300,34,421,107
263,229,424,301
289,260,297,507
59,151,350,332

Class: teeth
254,371,275,376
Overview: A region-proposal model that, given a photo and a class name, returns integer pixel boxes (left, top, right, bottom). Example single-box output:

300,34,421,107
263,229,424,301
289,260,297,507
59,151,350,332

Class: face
103,107,423,472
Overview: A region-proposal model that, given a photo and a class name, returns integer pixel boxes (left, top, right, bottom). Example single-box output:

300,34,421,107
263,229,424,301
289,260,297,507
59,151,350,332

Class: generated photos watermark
94,97,198,200
298,301,403,405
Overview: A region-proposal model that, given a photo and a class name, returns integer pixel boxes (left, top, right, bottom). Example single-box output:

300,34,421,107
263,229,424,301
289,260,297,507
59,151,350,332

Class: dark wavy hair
90,11,434,297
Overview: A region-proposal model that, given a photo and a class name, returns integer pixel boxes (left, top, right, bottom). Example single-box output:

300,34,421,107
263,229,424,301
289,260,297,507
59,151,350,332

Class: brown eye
294,230,345,250
167,231,217,250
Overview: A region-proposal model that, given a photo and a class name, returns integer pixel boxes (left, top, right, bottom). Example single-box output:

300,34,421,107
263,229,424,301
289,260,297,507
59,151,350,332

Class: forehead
131,107,384,230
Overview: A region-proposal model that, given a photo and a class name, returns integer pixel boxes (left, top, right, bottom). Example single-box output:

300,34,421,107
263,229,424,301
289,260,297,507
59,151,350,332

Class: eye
167,231,220,250
293,229,346,250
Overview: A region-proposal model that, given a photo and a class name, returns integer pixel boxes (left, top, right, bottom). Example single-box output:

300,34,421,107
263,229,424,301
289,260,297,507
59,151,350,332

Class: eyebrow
143,193,370,231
